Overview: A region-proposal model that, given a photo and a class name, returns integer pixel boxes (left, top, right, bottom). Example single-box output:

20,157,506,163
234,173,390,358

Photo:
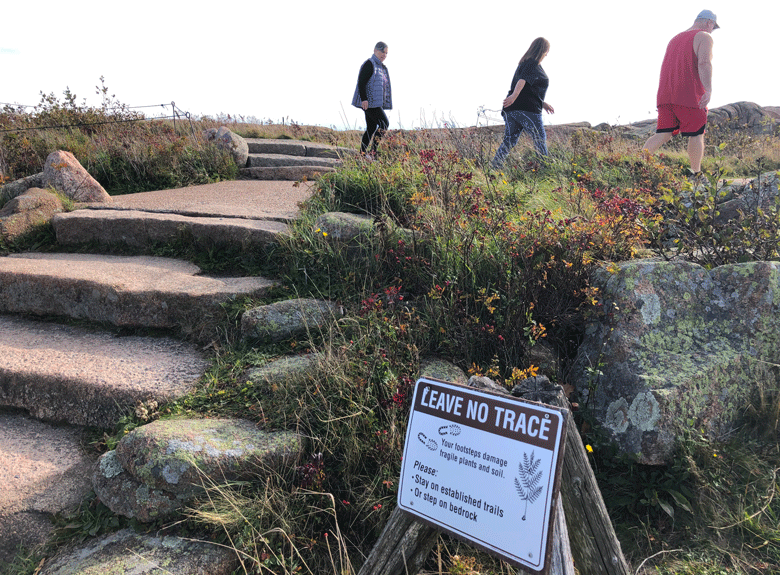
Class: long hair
519,37,550,66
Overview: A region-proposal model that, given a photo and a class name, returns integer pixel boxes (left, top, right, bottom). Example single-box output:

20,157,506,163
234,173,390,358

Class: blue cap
697,9,720,29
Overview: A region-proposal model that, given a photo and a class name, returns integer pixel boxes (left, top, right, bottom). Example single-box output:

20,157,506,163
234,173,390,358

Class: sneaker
685,169,708,186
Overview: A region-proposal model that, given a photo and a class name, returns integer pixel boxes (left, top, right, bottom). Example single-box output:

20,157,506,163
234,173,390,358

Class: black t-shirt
504,60,548,114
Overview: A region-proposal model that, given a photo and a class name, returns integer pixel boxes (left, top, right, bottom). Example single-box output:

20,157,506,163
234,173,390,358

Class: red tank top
656,29,705,108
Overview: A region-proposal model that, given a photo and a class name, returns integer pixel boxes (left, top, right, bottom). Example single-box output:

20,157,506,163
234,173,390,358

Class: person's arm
694,32,714,108
357,60,373,110
542,102,555,114
503,79,526,108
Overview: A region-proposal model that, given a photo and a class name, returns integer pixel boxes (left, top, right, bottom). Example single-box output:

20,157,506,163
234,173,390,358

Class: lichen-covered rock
245,353,321,388
92,451,187,522
115,418,302,495
241,298,341,342
42,151,111,203
313,211,376,242
39,528,237,575
0,188,64,243
467,375,508,395
419,357,468,386
573,259,780,464
715,171,779,225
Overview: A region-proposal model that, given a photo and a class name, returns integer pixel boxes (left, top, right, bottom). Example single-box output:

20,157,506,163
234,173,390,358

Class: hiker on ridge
643,10,719,177
352,41,392,156
491,37,555,170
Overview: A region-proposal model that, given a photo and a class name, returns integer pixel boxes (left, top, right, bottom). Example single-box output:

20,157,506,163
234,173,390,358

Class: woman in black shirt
491,37,555,169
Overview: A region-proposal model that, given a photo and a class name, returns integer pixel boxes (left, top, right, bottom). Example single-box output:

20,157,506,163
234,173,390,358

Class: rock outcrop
714,171,780,225
93,418,302,522
39,528,238,575
572,259,780,465
606,101,780,139
0,173,44,205
241,298,342,342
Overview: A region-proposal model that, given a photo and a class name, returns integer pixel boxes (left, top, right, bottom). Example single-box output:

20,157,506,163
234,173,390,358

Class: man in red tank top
643,10,719,175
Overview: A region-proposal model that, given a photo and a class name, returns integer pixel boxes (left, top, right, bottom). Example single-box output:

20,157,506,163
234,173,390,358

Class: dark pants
361,107,389,153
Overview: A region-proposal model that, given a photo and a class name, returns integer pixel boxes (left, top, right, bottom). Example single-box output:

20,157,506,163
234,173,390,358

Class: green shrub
650,169,780,267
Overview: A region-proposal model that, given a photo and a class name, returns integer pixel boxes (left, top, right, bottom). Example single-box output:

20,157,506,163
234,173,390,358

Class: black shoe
685,168,708,185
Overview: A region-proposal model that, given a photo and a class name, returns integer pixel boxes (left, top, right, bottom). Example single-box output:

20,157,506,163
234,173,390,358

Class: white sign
398,378,567,574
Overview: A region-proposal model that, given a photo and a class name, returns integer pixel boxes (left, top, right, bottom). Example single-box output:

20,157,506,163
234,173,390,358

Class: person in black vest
352,42,393,155
491,37,554,169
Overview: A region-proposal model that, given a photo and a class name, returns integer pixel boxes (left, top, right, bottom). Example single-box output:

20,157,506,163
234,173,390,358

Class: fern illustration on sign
514,451,544,521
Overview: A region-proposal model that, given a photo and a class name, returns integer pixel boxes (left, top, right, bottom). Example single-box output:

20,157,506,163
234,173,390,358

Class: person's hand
698,91,711,109
502,94,516,108
361,101,369,111
543,102,555,114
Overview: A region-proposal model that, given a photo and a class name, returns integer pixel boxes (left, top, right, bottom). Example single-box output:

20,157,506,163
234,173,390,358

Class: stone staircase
0,140,354,573
240,138,356,181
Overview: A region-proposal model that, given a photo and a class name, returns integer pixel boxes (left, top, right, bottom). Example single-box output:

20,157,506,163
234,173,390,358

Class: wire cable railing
0,101,196,135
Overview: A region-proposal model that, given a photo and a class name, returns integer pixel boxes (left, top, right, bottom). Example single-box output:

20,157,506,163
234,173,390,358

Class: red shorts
656,104,707,136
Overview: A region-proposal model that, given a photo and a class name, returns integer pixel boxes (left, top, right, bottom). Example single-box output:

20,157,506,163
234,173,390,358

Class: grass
2,88,780,575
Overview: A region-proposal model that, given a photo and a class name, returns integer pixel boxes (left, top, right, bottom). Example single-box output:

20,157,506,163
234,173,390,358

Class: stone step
52,209,289,250
0,253,277,330
245,138,357,159
39,528,238,575
246,153,340,169
0,315,207,428
240,165,336,181
0,408,96,565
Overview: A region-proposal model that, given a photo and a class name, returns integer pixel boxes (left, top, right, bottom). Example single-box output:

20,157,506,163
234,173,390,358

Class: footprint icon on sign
438,424,461,437
417,432,438,451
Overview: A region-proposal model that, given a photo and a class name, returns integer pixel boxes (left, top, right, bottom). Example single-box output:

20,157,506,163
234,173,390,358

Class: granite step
245,138,357,159
0,314,208,428
0,408,96,566
52,209,289,250
246,153,339,169
0,253,277,331
240,165,337,181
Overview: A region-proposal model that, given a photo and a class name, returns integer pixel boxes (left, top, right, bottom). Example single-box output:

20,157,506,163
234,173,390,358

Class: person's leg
491,111,524,169
643,131,674,153
687,134,705,173
360,117,373,155
371,109,390,152
518,111,548,156
362,108,389,154
362,108,381,154
643,104,677,153
677,107,708,174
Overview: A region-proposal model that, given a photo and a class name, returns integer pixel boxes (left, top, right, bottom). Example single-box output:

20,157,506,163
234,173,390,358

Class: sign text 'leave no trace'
398,379,567,574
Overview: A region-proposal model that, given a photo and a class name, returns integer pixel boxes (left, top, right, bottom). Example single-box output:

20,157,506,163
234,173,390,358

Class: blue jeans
491,110,548,168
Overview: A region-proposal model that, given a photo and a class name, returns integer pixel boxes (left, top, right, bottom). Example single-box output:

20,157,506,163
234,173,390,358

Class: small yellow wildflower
586,444,593,453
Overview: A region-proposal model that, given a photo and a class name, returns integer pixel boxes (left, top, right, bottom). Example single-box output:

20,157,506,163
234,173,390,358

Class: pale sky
1,1,775,131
